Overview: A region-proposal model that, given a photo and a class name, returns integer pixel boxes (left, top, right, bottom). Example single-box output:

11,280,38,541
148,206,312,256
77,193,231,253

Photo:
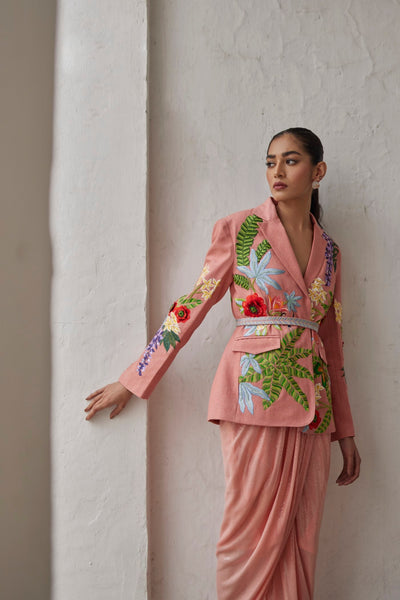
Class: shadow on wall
0,2,56,599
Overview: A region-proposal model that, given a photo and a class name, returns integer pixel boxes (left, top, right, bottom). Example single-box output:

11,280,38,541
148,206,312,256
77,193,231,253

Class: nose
274,160,285,178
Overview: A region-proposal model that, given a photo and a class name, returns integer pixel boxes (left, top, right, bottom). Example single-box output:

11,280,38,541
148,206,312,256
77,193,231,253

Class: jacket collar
253,197,327,296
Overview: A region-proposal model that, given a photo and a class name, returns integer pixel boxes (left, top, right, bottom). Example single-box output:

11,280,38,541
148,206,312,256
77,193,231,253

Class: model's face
266,134,321,203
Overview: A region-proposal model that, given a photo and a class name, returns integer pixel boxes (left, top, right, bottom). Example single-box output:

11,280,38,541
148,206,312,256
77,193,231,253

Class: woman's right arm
84,217,234,420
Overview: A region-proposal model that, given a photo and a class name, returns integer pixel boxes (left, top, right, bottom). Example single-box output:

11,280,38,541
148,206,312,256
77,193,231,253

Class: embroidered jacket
119,196,355,441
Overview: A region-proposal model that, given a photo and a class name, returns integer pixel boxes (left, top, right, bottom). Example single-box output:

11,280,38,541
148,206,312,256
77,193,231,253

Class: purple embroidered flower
137,326,164,376
322,232,334,286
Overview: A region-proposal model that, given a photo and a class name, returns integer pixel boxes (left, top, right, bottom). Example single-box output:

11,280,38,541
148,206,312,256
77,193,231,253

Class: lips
273,182,287,190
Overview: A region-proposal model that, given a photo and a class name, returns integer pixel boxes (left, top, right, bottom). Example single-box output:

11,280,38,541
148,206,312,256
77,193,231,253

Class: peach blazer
119,196,355,441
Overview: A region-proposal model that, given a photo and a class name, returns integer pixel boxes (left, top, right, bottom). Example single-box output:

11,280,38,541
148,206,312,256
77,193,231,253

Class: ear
314,161,327,181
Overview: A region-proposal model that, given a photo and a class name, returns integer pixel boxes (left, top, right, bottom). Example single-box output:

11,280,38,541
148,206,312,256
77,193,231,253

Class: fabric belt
235,316,320,333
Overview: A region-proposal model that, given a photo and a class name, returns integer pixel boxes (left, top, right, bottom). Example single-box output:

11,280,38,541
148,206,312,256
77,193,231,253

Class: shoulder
216,206,263,232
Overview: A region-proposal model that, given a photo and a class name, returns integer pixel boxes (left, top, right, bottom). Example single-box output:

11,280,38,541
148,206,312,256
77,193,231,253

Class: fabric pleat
216,422,331,600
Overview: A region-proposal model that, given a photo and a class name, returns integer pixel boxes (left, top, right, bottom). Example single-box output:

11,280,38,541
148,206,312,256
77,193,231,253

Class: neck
273,196,312,232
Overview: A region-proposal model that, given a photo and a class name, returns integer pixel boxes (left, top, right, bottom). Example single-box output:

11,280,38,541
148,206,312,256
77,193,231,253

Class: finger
110,402,126,419
85,400,105,421
336,455,352,485
338,452,358,485
336,468,347,484
343,452,361,485
84,396,103,412
85,387,106,400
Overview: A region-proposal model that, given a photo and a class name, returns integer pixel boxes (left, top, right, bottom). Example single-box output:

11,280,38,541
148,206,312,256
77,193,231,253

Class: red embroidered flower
267,295,289,316
242,293,267,317
173,304,191,322
169,301,177,313
309,410,321,430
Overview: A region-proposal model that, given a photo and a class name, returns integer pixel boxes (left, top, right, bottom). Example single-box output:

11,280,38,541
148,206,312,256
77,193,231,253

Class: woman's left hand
336,436,361,486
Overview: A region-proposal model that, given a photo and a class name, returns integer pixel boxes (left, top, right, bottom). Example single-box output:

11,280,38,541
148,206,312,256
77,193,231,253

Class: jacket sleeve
318,249,355,441
118,217,234,399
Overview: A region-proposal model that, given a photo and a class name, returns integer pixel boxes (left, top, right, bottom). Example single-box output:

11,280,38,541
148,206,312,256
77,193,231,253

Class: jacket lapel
253,197,327,297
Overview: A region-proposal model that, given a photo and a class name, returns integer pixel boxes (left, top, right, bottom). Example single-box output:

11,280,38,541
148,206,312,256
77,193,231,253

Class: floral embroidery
239,327,313,410
304,354,333,433
164,312,180,334
238,382,271,415
314,382,324,403
266,295,288,316
308,277,333,322
137,264,221,375
137,326,164,376
173,305,191,323
236,214,264,268
243,324,269,337
284,290,301,313
240,353,262,376
236,249,284,295
201,278,220,300
196,264,210,285
242,293,267,317
308,277,327,305
234,215,284,295
334,299,342,324
322,231,339,285
308,410,322,430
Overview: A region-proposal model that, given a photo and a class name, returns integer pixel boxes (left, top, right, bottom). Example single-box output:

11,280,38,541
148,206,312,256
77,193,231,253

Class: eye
266,161,275,168
286,159,297,165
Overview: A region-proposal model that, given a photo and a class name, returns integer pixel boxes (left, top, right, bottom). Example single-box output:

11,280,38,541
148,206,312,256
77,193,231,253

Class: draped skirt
216,422,331,600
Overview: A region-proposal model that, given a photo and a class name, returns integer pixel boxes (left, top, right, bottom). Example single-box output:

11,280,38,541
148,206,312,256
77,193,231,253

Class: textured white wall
148,1,400,598
51,2,148,599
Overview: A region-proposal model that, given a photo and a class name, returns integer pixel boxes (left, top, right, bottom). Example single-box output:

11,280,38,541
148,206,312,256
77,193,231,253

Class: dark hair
267,127,324,223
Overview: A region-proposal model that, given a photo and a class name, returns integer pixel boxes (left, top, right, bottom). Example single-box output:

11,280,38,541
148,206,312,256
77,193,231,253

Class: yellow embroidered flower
164,312,180,335
201,278,220,300
315,382,324,402
196,264,210,286
334,299,342,324
308,277,327,305
255,325,269,336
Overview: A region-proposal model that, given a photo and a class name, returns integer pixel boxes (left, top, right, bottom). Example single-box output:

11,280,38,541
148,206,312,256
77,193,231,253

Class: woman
85,127,361,599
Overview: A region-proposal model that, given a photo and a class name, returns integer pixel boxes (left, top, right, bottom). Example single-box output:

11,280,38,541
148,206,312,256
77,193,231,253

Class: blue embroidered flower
322,232,338,286
237,249,284,295
243,326,257,337
137,326,164,375
238,382,271,414
240,353,262,376
284,290,302,312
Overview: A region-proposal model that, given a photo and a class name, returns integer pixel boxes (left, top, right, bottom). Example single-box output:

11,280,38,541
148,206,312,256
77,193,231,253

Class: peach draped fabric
216,422,331,599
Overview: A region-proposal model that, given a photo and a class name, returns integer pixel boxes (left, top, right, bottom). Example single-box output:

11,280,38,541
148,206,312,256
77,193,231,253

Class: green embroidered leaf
255,239,271,261
314,408,332,433
236,214,263,267
162,330,180,351
277,372,309,409
239,371,262,384
179,297,202,309
233,274,250,290
321,291,334,311
286,348,312,360
284,365,314,381
279,327,303,352
262,396,274,409
264,373,281,404
333,244,339,271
